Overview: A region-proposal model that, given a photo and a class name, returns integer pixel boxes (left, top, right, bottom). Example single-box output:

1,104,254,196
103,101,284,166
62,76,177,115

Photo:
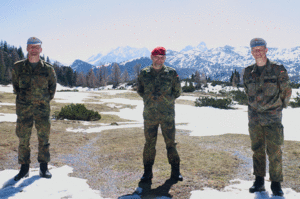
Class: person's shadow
118,178,178,199
254,191,286,199
0,175,40,199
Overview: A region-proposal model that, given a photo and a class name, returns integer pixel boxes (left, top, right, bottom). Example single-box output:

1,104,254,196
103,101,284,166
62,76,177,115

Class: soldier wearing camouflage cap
244,38,291,196
137,46,183,182
12,37,57,181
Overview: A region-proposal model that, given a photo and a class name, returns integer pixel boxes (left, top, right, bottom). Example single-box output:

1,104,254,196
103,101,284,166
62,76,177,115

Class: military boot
271,181,284,196
39,163,52,178
140,164,153,182
14,164,29,181
249,176,265,193
170,163,183,181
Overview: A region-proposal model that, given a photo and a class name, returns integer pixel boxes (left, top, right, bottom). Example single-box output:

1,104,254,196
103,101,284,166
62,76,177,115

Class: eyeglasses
252,48,265,53
28,45,41,50
153,56,166,60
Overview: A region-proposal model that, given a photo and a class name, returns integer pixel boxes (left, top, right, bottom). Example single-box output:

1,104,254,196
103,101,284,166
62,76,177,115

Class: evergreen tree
100,66,108,86
12,48,20,63
65,67,74,87
122,68,130,83
110,63,121,88
194,70,201,89
134,63,141,82
46,56,50,63
3,41,8,52
86,68,97,88
17,47,25,59
230,69,240,87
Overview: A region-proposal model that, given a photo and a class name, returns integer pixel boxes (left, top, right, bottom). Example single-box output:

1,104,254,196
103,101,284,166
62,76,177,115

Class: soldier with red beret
137,46,183,182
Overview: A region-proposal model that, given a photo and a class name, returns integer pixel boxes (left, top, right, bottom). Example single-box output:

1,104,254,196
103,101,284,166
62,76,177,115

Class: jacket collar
251,58,270,74
150,64,166,75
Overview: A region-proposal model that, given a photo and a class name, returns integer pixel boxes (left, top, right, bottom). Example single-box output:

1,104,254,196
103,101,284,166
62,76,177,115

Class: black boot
170,163,183,181
14,164,29,181
39,163,52,178
249,176,265,193
140,164,153,182
271,181,284,196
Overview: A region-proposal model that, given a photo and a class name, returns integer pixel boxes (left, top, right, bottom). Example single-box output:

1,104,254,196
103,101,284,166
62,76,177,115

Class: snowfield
0,83,299,198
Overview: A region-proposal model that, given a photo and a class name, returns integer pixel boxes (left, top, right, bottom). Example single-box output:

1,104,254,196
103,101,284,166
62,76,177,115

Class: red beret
151,46,166,56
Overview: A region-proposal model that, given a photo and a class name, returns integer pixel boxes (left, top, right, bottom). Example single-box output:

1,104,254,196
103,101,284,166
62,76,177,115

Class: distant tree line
0,40,25,84
0,40,51,85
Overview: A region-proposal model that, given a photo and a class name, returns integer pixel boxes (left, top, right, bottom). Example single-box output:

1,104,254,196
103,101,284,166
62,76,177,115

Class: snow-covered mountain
180,42,208,52
73,44,300,81
70,59,95,74
167,45,300,80
86,46,151,65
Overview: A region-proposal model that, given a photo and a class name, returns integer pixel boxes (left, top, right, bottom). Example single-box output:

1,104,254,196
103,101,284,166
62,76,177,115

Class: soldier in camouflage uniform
244,38,291,196
137,46,183,182
12,37,57,181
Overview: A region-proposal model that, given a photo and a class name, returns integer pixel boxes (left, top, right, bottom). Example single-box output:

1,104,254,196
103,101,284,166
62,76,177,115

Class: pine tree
12,48,20,63
17,47,24,59
122,68,130,83
3,41,8,52
46,56,50,63
134,63,141,82
230,69,240,87
111,63,121,88
87,69,97,88
100,66,108,86
194,70,201,89
76,71,87,87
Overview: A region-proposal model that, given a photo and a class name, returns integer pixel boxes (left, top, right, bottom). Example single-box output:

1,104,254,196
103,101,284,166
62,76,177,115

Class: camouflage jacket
137,65,181,121
12,59,57,107
243,59,291,125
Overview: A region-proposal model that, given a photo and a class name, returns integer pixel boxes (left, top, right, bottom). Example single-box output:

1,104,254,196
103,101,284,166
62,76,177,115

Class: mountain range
70,43,300,81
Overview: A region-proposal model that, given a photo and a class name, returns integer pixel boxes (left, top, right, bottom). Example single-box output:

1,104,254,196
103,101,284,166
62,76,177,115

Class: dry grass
69,128,241,198
282,141,300,192
0,91,299,199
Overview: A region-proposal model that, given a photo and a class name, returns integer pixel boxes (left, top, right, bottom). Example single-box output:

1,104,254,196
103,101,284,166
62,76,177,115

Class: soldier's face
151,55,166,69
27,44,42,57
251,46,267,59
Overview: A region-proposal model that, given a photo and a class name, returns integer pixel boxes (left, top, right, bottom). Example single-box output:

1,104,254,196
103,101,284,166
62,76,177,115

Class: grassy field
0,90,299,198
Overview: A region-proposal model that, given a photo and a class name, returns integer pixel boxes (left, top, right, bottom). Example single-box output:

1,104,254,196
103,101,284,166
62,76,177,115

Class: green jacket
243,59,291,124
137,65,181,121
12,59,57,116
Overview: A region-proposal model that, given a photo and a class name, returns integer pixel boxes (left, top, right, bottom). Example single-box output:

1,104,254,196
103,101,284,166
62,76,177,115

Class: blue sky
1,0,300,65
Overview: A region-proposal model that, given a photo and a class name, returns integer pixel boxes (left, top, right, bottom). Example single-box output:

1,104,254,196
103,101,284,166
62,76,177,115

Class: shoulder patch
14,59,26,65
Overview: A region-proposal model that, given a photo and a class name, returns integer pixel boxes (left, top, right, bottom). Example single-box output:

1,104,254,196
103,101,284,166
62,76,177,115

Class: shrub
211,81,231,87
182,82,196,92
56,103,101,121
229,90,248,105
290,92,300,108
57,89,79,92
195,97,233,109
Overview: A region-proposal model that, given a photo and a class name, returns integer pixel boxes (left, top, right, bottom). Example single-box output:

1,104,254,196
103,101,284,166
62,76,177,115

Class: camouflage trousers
16,105,51,164
143,119,180,166
249,122,284,182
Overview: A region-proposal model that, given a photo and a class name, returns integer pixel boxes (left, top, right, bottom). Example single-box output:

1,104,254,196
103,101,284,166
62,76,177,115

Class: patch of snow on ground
0,165,108,199
0,113,17,122
190,177,300,199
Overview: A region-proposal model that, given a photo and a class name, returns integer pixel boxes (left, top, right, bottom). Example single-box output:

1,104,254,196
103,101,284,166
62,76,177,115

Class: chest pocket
144,76,155,94
19,73,31,89
263,77,278,96
36,72,49,89
245,79,256,96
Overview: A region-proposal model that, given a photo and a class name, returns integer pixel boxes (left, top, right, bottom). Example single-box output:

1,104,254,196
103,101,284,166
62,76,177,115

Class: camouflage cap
27,37,42,45
250,38,266,48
